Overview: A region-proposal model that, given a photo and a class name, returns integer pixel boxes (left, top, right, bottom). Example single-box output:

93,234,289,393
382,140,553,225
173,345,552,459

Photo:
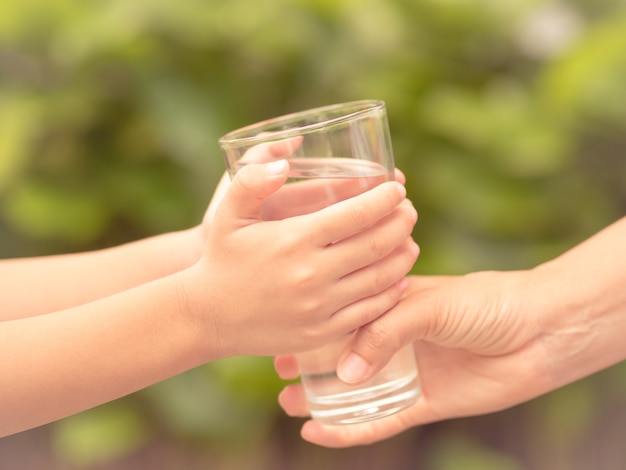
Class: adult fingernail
337,353,371,384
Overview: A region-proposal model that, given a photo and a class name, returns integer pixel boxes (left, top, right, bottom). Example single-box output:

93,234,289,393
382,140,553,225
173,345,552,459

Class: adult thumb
216,159,289,223
336,276,447,385
336,305,415,385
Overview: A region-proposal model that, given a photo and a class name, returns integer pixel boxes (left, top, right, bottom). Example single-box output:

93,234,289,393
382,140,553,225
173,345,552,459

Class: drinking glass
219,100,419,425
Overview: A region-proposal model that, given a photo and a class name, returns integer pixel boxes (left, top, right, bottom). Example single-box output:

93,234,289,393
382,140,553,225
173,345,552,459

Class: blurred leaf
1,179,109,243
541,379,597,445
142,77,222,168
427,433,523,470
52,402,150,467
0,95,38,192
420,83,570,177
540,13,626,124
143,357,281,442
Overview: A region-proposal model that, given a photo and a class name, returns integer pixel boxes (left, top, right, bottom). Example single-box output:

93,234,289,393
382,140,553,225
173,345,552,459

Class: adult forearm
0,272,207,437
533,216,626,390
0,227,201,319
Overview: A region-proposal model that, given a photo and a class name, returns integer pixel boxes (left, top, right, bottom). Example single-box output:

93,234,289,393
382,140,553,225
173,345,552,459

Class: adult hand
275,216,626,448
275,271,551,447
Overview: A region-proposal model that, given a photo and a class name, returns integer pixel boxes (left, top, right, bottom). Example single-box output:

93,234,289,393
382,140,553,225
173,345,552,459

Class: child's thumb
219,160,289,223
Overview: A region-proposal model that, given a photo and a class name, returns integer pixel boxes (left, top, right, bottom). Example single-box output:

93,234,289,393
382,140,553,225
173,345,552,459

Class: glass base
308,374,420,426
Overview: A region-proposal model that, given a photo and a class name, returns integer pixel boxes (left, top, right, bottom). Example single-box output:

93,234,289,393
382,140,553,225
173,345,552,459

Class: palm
411,339,546,424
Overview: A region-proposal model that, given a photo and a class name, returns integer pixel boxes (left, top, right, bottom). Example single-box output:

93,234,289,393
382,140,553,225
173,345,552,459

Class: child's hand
180,159,418,358
197,138,303,253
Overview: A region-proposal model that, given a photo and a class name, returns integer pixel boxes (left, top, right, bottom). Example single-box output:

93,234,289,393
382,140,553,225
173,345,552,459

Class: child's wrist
170,226,204,272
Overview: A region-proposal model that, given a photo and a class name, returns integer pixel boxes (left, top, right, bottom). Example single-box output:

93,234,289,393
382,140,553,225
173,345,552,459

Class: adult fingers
274,355,299,380
278,384,310,418
299,399,433,448
336,279,441,385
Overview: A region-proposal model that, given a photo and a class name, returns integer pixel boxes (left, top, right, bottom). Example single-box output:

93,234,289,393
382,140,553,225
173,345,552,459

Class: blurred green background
1,0,626,468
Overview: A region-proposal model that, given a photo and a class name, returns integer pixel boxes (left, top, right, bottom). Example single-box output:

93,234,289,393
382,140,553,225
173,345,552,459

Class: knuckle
397,200,417,224
299,296,321,317
371,266,391,293
397,239,419,268
294,284,323,318
369,235,387,258
358,295,389,325
300,320,332,348
410,240,420,258
279,231,303,254
234,166,255,192
359,320,395,355
399,212,417,235
347,202,369,227
292,263,318,287
299,325,319,345
360,285,402,325
382,182,400,207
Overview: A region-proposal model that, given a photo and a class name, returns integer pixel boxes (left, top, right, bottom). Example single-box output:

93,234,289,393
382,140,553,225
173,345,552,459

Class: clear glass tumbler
219,100,419,425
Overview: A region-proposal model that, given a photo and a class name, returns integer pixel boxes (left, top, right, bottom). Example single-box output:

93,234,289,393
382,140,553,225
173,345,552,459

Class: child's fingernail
266,159,287,176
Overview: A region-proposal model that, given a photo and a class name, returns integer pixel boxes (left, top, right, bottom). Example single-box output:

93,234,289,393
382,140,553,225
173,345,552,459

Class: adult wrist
530,254,626,393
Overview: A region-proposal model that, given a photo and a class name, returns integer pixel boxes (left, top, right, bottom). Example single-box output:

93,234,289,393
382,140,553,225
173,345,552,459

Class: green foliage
426,433,524,470
51,401,150,467
540,13,626,125
541,379,598,448
143,357,282,442
2,0,626,467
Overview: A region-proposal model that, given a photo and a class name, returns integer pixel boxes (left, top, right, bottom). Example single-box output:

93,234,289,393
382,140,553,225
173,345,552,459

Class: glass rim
218,99,386,148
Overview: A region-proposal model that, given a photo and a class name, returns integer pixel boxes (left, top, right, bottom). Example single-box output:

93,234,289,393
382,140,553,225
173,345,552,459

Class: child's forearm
0,272,206,437
0,227,201,320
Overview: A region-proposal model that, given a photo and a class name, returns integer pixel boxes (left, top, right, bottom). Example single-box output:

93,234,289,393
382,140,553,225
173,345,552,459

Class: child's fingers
308,181,408,247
